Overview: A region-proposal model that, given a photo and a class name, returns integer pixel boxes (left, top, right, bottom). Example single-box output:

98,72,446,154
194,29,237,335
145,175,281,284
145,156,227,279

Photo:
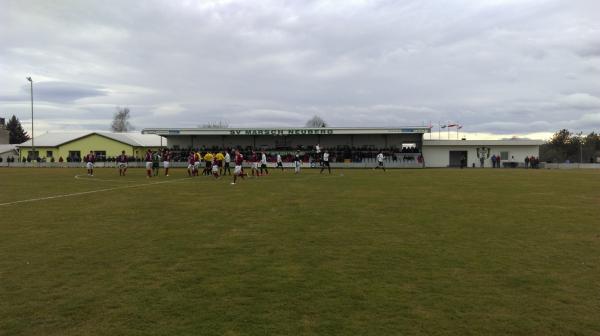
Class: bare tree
200,120,230,128
305,115,328,127
111,107,134,132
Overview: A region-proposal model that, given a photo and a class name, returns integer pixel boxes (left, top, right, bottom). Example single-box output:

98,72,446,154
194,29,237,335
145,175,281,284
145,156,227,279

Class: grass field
1,167,599,335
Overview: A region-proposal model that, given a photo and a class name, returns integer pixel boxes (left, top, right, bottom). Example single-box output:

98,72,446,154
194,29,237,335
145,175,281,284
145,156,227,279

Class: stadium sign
229,129,334,136
142,127,431,136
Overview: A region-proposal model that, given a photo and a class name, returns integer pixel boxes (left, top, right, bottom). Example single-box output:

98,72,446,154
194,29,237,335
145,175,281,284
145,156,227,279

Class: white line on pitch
74,174,139,183
0,177,192,207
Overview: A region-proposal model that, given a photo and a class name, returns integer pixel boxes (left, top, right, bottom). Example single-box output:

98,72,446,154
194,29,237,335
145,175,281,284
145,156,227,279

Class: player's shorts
212,165,219,173
295,161,301,167
205,161,212,169
224,162,230,167
323,161,330,167
252,162,258,169
152,162,159,169
163,161,170,168
277,162,283,167
194,161,200,169
378,161,384,167
234,165,242,175
145,162,152,170
188,164,194,170
86,162,94,170
261,163,267,168
118,162,127,169
216,160,223,167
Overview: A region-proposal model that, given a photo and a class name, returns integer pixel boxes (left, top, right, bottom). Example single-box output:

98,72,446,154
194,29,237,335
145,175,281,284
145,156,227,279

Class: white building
0,144,18,162
422,139,544,168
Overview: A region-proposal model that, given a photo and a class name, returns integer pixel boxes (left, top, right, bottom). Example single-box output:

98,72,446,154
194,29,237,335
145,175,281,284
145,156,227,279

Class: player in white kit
276,153,283,172
223,151,232,175
294,150,302,174
320,150,331,174
375,151,386,172
260,150,269,175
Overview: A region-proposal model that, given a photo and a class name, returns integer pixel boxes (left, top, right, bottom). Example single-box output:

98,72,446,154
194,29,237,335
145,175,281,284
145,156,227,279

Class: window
46,151,53,158
28,151,39,159
500,151,509,160
68,151,81,160
94,151,107,161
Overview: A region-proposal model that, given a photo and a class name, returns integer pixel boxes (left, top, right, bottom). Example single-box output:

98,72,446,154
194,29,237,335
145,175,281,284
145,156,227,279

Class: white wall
423,145,540,168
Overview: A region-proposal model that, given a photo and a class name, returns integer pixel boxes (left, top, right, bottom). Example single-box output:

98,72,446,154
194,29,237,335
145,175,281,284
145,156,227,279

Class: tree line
540,129,600,163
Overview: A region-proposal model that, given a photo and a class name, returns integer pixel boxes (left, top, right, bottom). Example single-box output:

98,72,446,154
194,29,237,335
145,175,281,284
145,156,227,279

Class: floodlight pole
26,77,34,160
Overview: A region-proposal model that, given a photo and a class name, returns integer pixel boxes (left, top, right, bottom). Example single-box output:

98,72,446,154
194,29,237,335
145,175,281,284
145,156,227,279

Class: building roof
143,126,432,136
17,132,165,148
0,144,18,154
423,139,545,146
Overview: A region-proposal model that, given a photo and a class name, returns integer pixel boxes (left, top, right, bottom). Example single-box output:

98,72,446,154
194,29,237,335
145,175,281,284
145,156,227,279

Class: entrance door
449,151,467,167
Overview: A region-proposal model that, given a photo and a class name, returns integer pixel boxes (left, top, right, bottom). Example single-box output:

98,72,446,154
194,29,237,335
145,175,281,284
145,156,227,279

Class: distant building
0,144,18,162
17,132,165,161
0,118,9,144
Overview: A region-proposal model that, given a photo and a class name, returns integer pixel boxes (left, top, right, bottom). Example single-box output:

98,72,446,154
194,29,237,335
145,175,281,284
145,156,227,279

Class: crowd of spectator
524,156,540,168
164,145,422,163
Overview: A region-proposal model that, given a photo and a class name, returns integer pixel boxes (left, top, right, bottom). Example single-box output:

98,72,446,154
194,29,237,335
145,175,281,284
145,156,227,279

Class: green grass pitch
1,167,599,335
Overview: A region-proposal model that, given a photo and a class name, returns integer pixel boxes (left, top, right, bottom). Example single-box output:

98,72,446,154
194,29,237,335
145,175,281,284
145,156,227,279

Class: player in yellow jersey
203,152,214,176
215,151,225,175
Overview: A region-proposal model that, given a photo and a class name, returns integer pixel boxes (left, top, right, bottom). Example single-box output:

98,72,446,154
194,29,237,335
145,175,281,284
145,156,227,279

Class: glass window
68,151,81,160
28,151,39,159
46,150,53,157
500,151,509,160
94,151,107,161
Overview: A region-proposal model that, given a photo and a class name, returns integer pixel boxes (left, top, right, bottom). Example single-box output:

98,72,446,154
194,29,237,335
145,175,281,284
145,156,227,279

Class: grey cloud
1,0,600,137
19,81,108,103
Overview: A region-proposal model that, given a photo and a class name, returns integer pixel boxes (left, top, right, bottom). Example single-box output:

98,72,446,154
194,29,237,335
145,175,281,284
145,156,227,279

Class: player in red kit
231,150,246,184
163,149,171,176
187,151,196,177
211,157,220,179
117,150,128,176
85,151,95,176
145,149,153,178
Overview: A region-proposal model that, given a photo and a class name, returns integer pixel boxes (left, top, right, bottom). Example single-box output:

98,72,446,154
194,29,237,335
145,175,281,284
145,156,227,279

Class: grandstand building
142,127,542,168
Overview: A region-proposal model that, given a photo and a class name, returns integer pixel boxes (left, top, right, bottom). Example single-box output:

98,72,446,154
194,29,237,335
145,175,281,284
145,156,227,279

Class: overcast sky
1,0,599,139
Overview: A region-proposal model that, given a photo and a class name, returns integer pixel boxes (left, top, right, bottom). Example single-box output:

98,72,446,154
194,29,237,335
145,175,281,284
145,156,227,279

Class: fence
543,163,600,169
